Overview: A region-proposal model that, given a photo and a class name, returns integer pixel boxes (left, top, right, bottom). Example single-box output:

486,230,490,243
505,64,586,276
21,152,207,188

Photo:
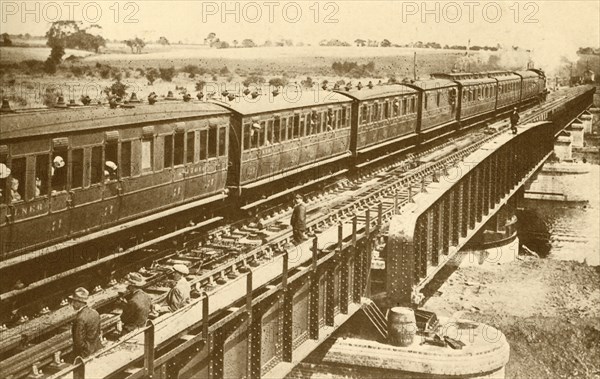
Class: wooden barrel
387,307,417,347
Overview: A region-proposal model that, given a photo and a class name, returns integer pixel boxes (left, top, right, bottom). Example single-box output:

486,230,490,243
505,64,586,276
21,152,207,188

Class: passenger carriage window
259,121,266,146
286,118,293,140
0,153,7,204
402,99,407,115
91,146,103,185
208,126,218,158
199,130,208,159
361,104,368,124
121,141,131,178
424,94,428,110
218,127,226,156
141,138,153,172
10,157,26,202
52,148,68,193
274,118,281,143
280,118,287,141
300,116,306,137
164,135,173,168
437,92,441,107
251,125,259,148
105,142,118,181
341,107,347,127
174,132,185,166
266,120,274,145
293,114,300,138
410,98,416,113
35,155,49,197
71,149,84,189
187,132,195,163
243,123,251,151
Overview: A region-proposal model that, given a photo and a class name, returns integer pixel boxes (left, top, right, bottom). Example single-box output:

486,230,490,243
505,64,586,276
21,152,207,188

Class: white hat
105,161,117,171
172,264,189,275
53,156,65,168
0,163,10,179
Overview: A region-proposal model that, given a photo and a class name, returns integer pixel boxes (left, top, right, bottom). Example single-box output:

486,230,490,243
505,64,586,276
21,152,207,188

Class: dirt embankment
424,256,600,379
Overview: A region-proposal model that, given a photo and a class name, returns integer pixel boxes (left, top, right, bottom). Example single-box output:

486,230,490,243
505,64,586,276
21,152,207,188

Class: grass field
0,44,530,110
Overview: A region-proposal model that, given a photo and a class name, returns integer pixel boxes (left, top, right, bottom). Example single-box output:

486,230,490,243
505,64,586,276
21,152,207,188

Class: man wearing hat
119,272,151,334
165,264,191,311
290,194,307,244
69,287,102,358
510,107,520,135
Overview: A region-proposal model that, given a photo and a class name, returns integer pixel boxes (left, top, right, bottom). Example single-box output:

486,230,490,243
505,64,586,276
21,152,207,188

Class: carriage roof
0,101,229,140
335,84,418,101
211,89,351,116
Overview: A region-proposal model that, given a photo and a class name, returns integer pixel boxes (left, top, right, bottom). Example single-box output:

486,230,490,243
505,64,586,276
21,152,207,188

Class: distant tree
66,26,105,53
215,41,230,49
354,39,366,47
45,20,79,72
219,66,230,75
106,80,128,98
159,67,176,81
242,39,256,48
269,77,288,87
158,36,170,45
233,40,238,48
320,39,351,47
263,40,273,47
124,37,145,53
381,39,392,47
301,76,314,88
1,33,12,46
195,80,206,91
134,38,145,53
242,75,265,87
205,32,217,45
145,67,159,85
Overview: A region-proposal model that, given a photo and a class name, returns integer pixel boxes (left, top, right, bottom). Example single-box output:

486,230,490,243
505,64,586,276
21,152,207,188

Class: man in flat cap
69,287,102,358
165,264,191,311
119,272,151,335
291,194,307,244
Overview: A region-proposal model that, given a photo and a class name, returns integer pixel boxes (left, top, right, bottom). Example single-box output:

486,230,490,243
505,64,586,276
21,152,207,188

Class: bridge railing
385,121,555,305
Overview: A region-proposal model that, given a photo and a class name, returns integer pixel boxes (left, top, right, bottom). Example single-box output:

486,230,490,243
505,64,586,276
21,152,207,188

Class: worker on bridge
291,194,308,244
69,287,102,358
510,107,520,134
153,264,191,314
118,272,151,335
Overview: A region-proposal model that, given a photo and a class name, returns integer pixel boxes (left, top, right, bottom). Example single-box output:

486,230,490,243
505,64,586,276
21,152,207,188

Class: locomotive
0,69,547,261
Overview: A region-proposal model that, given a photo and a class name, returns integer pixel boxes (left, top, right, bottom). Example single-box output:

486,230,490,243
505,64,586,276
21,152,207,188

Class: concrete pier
311,317,509,379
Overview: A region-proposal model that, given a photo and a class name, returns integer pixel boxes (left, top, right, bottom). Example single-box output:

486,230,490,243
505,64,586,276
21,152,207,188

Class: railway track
0,87,588,379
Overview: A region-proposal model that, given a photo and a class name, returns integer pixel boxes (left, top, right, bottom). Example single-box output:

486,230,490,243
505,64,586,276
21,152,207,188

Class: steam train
0,69,547,260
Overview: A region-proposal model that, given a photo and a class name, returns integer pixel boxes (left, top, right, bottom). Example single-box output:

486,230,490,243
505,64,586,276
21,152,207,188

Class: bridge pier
467,195,519,251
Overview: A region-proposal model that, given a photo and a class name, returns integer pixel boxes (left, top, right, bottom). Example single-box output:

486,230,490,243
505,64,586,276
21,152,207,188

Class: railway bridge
29,87,594,379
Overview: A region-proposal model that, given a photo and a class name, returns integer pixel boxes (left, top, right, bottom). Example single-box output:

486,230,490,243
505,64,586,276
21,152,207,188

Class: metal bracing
386,121,558,305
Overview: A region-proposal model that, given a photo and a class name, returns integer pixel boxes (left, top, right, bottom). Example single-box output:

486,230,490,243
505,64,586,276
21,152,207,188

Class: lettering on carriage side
51,218,63,232
173,186,182,198
16,202,45,218
102,204,114,217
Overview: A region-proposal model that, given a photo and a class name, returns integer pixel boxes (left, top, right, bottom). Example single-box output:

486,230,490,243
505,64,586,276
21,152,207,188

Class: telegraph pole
413,51,417,81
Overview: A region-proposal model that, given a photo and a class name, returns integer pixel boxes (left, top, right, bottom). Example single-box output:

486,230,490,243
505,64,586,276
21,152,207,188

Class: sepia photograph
0,1,598,378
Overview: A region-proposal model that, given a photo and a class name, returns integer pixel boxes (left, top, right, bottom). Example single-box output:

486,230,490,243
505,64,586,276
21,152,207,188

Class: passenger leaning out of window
51,156,66,193
0,163,10,203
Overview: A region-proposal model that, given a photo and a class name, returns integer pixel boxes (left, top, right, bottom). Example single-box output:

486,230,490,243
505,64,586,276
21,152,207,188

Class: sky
2,0,599,53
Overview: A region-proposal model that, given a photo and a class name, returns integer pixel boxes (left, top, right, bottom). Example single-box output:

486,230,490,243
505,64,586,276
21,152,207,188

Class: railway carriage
335,85,419,165
515,70,544,103
432,73,497,121
214,90,352,207
0,102,230,259
485,71,522,110
407,79,460,138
